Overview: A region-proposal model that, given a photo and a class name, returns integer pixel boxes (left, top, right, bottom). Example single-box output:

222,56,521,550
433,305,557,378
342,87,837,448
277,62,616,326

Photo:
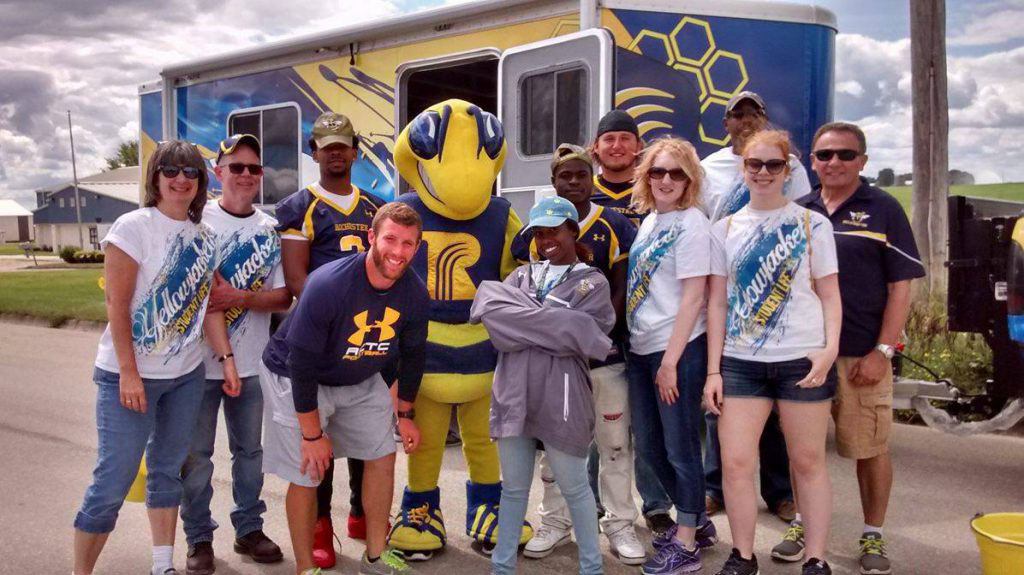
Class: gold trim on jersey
592,175,634,201
309,184,363,216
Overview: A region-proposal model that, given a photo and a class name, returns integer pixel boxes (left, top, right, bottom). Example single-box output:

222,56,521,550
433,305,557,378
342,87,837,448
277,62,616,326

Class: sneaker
802,558,832,575
185,542,214,575
234,530,283,563
312,517,337,569
299,570,322,575
653,520,718,553
642,538,701,574
523,524,571,558
771,520,805,562
360,549,411,574
705,495,725,517
349,513,367,540
859,532,891,575
645,512,675,535
773,500,797,523
714,548,759,575
607,526,645,565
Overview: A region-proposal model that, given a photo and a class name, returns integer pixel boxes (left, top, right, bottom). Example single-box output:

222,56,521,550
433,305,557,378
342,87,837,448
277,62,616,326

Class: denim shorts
722,355,836,402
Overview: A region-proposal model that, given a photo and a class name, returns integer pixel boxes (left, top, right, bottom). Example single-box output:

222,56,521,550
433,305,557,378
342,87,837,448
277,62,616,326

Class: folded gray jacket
469,263,615,457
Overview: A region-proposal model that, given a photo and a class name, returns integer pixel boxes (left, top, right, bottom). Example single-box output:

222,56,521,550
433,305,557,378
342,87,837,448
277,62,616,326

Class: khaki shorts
832,356,893,460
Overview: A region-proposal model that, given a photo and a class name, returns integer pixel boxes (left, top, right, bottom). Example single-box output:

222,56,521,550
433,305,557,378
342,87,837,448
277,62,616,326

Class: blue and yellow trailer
140,0,835,215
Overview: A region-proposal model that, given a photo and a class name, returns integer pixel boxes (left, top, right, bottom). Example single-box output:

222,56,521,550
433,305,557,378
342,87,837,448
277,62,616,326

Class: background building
0,199,33,243
32,166,139,252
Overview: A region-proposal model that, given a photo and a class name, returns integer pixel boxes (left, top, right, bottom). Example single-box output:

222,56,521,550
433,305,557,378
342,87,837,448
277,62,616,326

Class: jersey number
340,235,366,253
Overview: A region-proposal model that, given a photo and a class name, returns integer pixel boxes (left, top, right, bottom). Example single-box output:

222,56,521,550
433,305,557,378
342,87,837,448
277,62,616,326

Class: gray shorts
259,360,396,487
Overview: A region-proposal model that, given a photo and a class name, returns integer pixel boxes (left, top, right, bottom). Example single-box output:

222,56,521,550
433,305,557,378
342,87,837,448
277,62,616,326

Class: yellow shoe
388,488,446,560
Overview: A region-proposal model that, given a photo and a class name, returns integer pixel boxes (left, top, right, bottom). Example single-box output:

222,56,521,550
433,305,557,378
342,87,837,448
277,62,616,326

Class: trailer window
228,104,300,205
520,67,587,157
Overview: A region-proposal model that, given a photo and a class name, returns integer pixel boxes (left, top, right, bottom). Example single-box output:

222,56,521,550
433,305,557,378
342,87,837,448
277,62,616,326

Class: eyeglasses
158,165,201,180
226,163,264,176
812,149,860,162
743,158,788,175
648,167,689,182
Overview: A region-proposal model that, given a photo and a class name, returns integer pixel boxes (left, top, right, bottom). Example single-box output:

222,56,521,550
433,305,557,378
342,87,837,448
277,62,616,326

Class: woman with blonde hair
626,137,717,574
703,130,841,575
73,140,239,575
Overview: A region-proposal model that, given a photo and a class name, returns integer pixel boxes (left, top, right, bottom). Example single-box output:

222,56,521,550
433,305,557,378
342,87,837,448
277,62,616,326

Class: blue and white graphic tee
710,202,838,361
200,202,285,379
95,207,218,378
699,147,811,223
626,207,711,355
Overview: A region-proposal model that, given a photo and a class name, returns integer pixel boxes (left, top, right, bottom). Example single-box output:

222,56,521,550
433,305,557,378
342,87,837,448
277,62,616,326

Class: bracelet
302,431,324,442
707,372,721,376
217,352,234,363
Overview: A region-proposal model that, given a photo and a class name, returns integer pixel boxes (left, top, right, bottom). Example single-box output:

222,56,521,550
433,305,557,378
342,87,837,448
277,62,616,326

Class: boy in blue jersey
589,109,646,226
274,111,388,566
512,144,647,564
260,202,429,575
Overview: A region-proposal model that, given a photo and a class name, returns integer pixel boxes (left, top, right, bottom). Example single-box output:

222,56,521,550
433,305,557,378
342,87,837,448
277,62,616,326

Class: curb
0,313,105,332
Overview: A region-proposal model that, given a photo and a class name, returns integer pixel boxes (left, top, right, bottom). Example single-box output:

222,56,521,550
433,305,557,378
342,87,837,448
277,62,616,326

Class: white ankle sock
794,513,803,523
864,524,883,536
151,545,173,575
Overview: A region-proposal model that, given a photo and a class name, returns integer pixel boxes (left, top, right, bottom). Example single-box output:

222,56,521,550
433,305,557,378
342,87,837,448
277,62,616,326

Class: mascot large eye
408,110,441,160
469,106,504,160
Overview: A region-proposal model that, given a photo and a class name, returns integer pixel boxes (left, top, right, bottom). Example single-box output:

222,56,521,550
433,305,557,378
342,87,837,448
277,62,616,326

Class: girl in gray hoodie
471,195,615,575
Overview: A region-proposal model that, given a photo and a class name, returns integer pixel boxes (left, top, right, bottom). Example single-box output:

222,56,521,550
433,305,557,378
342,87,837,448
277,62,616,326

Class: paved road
1,321,1018,575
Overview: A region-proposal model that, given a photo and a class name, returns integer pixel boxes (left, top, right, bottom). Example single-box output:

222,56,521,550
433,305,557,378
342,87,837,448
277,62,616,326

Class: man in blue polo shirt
261,202,429,575
782,122,924,575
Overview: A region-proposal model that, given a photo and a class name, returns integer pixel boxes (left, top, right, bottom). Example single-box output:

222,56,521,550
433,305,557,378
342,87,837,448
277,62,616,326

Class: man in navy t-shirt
261,202,429,575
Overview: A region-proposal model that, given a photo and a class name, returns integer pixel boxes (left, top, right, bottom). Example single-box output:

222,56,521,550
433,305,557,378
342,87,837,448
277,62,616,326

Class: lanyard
536,261,577,302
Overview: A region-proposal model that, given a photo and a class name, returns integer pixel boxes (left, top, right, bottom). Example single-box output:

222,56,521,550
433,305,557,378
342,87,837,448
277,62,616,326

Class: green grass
0,269,106,324
0,242,49,256
884,182,1024,214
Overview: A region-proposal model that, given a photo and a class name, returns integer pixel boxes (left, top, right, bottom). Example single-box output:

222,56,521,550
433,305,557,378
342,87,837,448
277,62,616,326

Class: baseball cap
596,109,639,139
216,133,261,163
550,143,593,174
312,112,356,148
725,91,766,115
524,196,579,231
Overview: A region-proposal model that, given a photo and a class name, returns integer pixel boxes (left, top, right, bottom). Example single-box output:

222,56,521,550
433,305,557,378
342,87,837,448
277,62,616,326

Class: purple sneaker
642,538,702,574
653,520,718,552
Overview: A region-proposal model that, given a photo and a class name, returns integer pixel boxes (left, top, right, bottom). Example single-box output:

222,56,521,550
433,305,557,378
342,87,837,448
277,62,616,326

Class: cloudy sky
1,0,1021,208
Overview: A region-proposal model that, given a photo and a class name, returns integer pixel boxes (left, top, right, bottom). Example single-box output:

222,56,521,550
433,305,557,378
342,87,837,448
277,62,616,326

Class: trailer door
498,28,612,220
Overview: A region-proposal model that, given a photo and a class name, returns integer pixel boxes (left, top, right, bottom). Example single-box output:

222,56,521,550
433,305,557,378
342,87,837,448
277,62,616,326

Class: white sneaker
606,525,646,565
523,524,572,559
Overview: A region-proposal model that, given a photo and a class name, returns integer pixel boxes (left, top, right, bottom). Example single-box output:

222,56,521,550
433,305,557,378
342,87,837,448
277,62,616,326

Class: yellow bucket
971,513,1024,574
125,458,147,503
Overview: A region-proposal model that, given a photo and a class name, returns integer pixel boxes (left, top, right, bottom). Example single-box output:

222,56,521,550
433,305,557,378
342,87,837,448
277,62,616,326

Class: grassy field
0,269,106,324
0,242,50,256
885,182,1024,213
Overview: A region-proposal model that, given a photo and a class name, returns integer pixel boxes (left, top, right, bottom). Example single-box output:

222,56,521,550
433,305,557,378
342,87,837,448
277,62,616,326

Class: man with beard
261,202,429,575
699,91,806,523
274,111,388,568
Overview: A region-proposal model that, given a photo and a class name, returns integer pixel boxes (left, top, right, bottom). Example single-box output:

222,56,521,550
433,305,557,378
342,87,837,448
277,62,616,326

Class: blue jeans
626,335,707,528
181,376,266,545
75,365,205,534
704,409,793,507
494,437,602,575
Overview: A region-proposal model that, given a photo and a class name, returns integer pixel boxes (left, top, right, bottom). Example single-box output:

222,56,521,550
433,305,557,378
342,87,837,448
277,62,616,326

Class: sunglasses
726,109,763,120
744,158,788,175
158,165,201,180
226,163,264,176
813,149,860,162
648,167,689,182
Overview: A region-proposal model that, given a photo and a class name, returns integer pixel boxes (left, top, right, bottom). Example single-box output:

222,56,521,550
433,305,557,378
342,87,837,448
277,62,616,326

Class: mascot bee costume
388,99,532,558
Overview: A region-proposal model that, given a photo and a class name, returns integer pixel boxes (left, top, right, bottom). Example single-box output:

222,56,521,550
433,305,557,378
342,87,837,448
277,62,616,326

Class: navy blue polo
797,178,925,357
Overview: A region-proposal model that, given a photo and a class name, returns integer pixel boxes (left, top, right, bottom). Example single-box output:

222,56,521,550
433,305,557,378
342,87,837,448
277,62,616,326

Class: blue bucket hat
525,195,579,231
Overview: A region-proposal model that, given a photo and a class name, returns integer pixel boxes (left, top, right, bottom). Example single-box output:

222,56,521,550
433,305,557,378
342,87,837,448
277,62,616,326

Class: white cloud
949,6,1024,47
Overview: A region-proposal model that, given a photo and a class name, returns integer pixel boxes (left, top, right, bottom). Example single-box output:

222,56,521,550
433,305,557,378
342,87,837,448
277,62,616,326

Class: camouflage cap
312,112,356,148
550,143,593,174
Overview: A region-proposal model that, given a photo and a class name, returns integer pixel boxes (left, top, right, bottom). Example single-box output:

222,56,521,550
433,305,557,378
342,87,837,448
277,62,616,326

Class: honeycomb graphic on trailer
624,16,748,146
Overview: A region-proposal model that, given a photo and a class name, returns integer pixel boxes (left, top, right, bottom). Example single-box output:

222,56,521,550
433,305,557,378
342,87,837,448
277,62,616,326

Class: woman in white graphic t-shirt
703,131,842,575
73,141,240,575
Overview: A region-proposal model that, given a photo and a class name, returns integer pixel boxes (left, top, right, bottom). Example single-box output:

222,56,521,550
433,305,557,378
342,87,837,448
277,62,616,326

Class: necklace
535,260,577,302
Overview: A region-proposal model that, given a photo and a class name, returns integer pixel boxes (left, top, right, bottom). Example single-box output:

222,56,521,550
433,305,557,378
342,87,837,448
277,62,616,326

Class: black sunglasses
813,148,860,162
648,167,689,182
158,165,201,180
226,163,264,176
744,158,788,175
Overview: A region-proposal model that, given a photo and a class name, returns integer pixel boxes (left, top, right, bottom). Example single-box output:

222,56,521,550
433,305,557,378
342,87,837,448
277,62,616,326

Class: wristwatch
396,408,416,420
874,344,895,360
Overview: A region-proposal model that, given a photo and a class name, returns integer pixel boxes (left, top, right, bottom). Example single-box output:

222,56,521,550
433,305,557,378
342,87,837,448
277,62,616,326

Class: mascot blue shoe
389,487,446,561
466,481,533,553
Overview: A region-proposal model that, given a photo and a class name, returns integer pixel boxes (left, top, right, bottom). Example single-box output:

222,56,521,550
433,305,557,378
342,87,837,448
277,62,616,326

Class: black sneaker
645,512,676,535
715,548,759,575
802,557,832,575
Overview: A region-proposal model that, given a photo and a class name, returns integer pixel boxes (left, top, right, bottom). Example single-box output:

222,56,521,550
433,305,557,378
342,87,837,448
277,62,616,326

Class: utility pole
68,110,85,249
910,0,949,299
